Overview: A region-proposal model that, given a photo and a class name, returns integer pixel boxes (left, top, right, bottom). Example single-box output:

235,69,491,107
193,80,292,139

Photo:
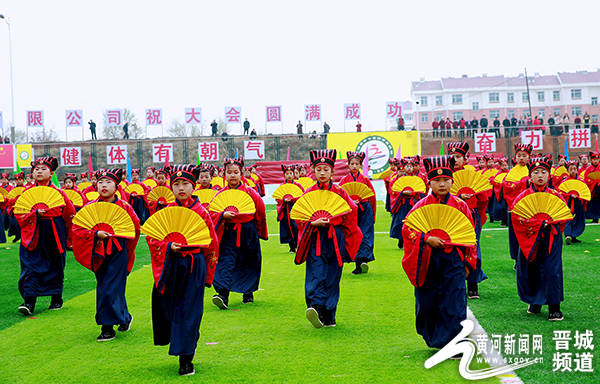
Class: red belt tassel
316,230,321,256
328,226,343,267
234,223,242,247
50,220,64,254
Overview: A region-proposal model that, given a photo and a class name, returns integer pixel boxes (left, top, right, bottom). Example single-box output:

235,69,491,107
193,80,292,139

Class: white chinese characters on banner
304,104,321,121
520,130,543,151
60,147,82,167
474,132,497,153
105,109,123,128
568,128,591,149
152,143,174,163
198,142,219,162
344,103,361,120
185,108,202,126
106,145,128,165
244,140,265,160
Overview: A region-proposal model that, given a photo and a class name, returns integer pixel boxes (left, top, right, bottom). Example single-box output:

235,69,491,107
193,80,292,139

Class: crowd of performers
5,143,599,374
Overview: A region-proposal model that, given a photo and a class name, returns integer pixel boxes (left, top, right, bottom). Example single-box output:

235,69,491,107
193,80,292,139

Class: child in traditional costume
128,168,151,224
276,165,304,253
384,158,400,213
561,160,587,244
211,157,268,309
147,166,171,216
401,155,477,348
16,157,76,315
389,159,425,249
511,157,569,321
490,158,509,226
295,149,362,328
339,151,376,274
6,172,24,242
584,151,600,223
72,168,140,340
147,164,219,376
250,164,266,197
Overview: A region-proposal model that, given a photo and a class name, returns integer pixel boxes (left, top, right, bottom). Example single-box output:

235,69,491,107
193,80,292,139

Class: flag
564,138,569,161
235,148,238,159
51,172,59,187
126,153,132,183
286,146,290,161
196,151,201,166
439,141,444,155
14,160,21,175
88,153,93,176
362,147,369,176
395,142,402,159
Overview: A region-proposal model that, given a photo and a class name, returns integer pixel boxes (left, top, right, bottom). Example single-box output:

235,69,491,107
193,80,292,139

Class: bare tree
167,119,203,137
102,109,144,139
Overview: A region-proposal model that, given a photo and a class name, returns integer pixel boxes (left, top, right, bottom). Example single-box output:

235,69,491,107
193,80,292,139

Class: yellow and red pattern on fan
511,192,573,223
341,182,374,201
554,166,568,178
193,188,218,205
7,186,25,200
143,179,158,188
141,206,212,248
391,176,427,194
211,177,225,188
272,183,303,201
85,191,100,201
125,183,146,196
558,179,591,201
482,168,498,179
0,187,8,197
379,169,393,180
290,190,352,222
587,171,600,181
14,186,66,215
64,189,84,207
505,165,529,182
209,189,256,215
147,186,175,204
119,181,128,189
73,202,136,238
451,169,492,196
404,204,476,247
245,178,256,188
78,181,92,191
493,172,508,184
297,177,316,191
0,193,5,203
249,173,259,182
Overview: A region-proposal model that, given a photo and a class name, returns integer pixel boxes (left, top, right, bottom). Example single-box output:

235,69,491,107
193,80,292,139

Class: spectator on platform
432,119,439,138
323,121,330,134
583,112,591,129
470,117,478,137
459,117,466,137
502,117,511,137
88,120,97,140
533,115,542,133
297,120,303,138
452,119,459,136
397,117,404,131
309,130,317,139
243,118,250,135
562,114,570,133
249,128,257,140
211,120,218,136
574,115,582,129
123,122,129,140
3,136,9,144
221,131,228,141
492,117,501,137
479,115,488,133
592,119,599,134
356,121,362,132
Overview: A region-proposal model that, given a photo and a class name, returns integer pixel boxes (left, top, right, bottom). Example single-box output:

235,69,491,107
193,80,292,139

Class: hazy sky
0,0,598,140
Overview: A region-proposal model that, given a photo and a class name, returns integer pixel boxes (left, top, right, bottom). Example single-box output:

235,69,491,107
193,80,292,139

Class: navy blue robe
130,195,146,224
586,184,600,220
213,221,261,294
19,216,67,298
8,212,21,241
355,201,375,263
94,235,132,326
390,197,415,248
492,194,508,225
507,213,519,261
152,247,207,356
279,201,298,246
0,209,6,243
466,207,488,284
564,197,586,238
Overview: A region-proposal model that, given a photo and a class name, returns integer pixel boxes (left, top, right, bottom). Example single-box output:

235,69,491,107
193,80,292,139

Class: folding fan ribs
297,177,316,191
72,202,136,238
193,188,218,205
403,204,476,247
272,183,303,201
587,171,600,181
147,186,175,204
505,165,529,182
141,206,212,248
14,186,65,215
64,189,84,207
558,179,591,201
511,192,573,223
7,186,25,200
290,190,352,222
125,183,146,196
78,181,92,191
209,189,256,215
450,169,492,196
341,182,374,201
143,179,158,188
391,176,427,194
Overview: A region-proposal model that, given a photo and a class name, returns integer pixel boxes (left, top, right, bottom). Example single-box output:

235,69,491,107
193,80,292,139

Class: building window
522,92,529,102
404,114,413,122
572,107,582,116
592,97,598,106
420,96,428,106
537,109,545,117
421,113,429,123
553,107,561,116
490,110,500,119
472,102,479,111
508,110,515,118
488,92,499,103
553,90,560,101
453,112,463,121
435,113,444,122
507,92,514,103
537,91,544,102
435,95,443,106
593,114,598,122
571,89,582,100
451,94,463,104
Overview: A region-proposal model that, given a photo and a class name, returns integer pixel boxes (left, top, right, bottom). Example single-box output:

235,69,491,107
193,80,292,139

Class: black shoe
18,303,34,316
527,304,542,314
360,262,369,274
351,266,362,275
513,262,517,271
306,307,324,329
593,219,599,224
548,311,564,321
212,294,228,310
324,321,337,328
572,238,582,244
565,236,572,245
97,328,116,342
242,293,254,304
468,290,480,299
178,362,195,376
117,314,133,332
48,302,63,310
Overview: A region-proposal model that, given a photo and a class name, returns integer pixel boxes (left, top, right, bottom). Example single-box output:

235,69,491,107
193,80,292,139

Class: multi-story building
410,70,600,130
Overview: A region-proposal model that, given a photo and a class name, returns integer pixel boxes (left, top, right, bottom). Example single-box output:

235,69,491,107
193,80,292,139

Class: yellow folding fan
587,171,600,181
143,179,158,188
141,206,212,247
73,202,136,238
249,173,259,181
341,182,375,200
85,191,100,201
482,169,498,179
290,190,351,222
119,181,128,189
78,181,92,190
246,178,257,188
450,169,492,195
7,186,25,200
125,183,146,196
558,179,591,201
0,187,8,197
391,176,427,194
505,165,529,182
464,164,476,171
64,189,84,207
0,193,5,203
147,186,175,204
209,189,256,214
14,186,65,215
211,177,225,188
404,204,476,246
511,192,573,223
272,184,303,201
297,177,316,191
493,172,508,184
554,167,568,178
193,188,218,204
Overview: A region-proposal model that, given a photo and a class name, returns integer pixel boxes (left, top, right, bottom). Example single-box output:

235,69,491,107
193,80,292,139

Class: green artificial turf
0,203,597,383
